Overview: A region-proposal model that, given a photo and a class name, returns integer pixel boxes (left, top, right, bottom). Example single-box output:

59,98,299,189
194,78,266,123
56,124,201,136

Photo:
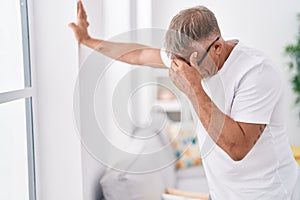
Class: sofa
95,111,209,200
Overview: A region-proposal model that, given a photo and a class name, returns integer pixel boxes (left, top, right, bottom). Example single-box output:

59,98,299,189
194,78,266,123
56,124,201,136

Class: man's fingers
68,22,77,30
77,1,83,18
171,60,178,67
80,0,87,15
173,58,189,69
77,1,88,27
78,0,87,19
170,61,179,74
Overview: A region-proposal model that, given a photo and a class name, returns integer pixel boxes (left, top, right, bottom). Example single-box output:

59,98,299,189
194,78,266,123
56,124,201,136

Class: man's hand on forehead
168,57,203,97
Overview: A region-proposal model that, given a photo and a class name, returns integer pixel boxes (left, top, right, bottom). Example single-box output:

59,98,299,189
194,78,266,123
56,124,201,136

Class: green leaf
289,62,294,70
285,13,300,109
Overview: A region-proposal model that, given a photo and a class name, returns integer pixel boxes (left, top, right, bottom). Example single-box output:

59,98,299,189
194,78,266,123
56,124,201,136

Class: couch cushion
165,122,202,170
100,168,165,200
176,165,206,180
99,126,177,200
176,166,208,193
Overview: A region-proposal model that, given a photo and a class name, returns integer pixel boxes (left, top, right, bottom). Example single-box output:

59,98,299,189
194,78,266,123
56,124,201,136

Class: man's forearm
82,37,147,60
188,84,227,141
188,83,254,161
69,0,165,67
81,37,161,66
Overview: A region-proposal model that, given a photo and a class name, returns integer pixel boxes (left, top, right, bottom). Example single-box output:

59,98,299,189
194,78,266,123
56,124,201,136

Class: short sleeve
160,49,171,68
230,63,282,124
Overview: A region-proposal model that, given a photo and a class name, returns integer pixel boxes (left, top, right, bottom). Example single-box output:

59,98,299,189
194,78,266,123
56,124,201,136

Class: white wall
79,0,134,199
29,0,83,199
79,1,157,199
152,0,300,144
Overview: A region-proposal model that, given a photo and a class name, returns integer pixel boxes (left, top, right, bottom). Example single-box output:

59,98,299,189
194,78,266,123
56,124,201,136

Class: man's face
189,37,220,78
174,50,217,79
193,49,218,79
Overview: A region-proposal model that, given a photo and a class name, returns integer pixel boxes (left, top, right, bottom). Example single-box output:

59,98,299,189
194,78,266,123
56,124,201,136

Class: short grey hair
165,6,221,61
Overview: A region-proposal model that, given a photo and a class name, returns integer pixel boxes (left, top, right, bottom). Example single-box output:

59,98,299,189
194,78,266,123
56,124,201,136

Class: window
0,0,36,200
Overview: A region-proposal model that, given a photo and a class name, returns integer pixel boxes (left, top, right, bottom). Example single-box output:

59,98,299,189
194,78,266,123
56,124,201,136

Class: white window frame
0,0,36,199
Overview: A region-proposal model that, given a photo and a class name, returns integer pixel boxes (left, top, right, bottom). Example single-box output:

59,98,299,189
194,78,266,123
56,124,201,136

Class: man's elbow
228,143,250,161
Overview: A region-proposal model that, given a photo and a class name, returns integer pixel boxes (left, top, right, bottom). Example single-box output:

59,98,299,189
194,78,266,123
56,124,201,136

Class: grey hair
165,6,221,61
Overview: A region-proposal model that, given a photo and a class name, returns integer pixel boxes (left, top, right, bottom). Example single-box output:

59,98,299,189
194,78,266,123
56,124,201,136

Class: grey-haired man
69,1,300,199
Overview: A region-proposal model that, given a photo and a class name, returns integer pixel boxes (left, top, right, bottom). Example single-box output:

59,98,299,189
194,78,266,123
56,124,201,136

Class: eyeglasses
196,36,220,66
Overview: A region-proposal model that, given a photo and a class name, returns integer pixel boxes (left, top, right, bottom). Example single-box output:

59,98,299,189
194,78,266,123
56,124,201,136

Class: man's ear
189,52,198,68
214,41,222,55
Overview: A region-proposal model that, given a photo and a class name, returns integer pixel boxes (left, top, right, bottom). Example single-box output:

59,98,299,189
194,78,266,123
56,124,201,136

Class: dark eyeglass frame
196,36,220,66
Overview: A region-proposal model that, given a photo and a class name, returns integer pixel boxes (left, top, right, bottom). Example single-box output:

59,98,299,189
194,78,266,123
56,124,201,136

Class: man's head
165,6,221,63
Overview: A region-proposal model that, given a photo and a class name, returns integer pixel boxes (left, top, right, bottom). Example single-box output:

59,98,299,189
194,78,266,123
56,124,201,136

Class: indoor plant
285,14,300,106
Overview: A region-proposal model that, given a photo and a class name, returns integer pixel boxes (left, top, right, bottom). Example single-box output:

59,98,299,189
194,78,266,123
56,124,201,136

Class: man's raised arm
68,1,166,69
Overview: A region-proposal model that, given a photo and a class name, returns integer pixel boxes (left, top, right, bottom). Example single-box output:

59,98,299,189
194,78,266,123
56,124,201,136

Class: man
69,1,300,199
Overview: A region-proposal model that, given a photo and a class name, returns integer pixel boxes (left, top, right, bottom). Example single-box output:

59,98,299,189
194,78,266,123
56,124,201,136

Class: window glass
0,99,29,200
0,0,25,92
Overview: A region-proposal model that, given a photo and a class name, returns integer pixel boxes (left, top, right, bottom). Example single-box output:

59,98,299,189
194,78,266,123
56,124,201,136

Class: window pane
0,99,29,200
0,0,25,93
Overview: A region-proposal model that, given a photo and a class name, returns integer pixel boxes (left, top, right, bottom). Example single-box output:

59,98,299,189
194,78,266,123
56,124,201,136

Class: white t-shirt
160,42,299,200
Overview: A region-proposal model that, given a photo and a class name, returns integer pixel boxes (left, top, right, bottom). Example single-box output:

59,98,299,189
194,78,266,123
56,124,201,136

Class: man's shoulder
234,42,268,65
236,57,282,94
223,42,281,91
230,43,276,79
